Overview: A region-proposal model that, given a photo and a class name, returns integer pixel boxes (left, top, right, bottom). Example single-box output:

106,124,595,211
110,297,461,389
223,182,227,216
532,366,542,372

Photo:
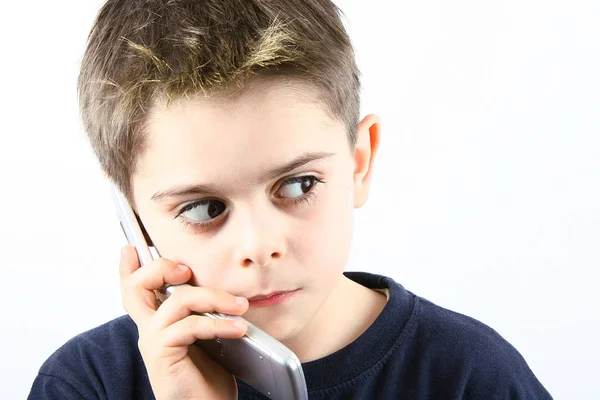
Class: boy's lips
247,289,301,307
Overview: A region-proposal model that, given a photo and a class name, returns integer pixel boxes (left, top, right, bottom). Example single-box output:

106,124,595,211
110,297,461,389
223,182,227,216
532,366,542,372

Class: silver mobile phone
109,182,308,400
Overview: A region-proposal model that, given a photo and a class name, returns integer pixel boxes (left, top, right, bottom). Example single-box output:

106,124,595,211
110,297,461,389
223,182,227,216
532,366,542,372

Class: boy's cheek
299,191,354,270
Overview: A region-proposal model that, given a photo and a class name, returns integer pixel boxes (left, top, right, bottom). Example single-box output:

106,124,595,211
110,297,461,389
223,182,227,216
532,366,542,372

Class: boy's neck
282,274,388,363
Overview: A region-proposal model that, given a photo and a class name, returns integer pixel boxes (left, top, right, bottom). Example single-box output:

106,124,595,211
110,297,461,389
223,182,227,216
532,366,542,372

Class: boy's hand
119,245,248,400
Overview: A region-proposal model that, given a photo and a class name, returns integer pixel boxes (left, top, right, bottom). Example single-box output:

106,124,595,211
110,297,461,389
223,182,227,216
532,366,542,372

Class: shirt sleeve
27,316,152,400
28,373,91,400
460,334,553,399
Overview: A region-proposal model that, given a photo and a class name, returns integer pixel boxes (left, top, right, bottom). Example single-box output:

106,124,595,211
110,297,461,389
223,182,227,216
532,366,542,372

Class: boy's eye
175,175,323,231
277,176,318,199
179,199,226,222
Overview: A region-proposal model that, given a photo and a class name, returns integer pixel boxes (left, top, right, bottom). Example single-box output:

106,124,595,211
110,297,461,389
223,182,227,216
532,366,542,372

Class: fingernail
177,264,189,271
232,319,246,329
234,296,247,306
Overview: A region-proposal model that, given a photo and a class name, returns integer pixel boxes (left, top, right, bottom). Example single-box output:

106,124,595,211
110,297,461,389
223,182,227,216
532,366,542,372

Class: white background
1,0,598,398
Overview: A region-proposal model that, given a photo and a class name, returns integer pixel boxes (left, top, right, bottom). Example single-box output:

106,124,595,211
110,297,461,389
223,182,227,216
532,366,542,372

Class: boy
29,0,552,398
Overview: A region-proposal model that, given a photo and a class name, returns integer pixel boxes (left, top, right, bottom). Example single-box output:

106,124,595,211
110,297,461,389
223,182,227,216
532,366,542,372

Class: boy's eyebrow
259,151,335,183
151,151,335,202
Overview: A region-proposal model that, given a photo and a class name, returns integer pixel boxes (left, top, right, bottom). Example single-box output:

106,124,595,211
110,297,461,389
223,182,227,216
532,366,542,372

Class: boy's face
131,80,378,341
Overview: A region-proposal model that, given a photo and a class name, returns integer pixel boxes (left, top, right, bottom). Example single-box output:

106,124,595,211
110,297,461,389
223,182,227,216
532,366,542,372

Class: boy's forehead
145,83,340,152
133,80,347,196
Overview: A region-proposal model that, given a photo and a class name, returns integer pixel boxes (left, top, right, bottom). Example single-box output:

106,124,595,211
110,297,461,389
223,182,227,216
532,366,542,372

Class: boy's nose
231,209,287,268
240,249,282,268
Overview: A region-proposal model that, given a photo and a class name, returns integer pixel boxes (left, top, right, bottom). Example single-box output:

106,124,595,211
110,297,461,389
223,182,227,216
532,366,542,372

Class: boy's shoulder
29,315,150,400
338,272,552,399
347,271,521,356
39,314,140,371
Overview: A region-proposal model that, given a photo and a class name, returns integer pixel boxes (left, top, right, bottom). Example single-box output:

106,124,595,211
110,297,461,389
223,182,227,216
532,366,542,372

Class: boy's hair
78,0,360,205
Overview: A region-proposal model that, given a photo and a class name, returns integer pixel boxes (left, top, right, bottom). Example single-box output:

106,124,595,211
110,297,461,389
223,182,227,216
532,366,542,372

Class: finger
152,286,248,330
120,250,191,325
119,245,155,323
162,314,247,347
132,257,192,291
119,245,140,280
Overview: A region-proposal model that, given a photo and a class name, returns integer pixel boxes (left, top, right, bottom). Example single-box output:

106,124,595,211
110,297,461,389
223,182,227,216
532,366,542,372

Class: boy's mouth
247,289,301,308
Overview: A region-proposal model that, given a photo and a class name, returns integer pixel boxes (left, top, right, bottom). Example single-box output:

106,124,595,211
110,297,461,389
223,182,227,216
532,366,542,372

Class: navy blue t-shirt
29,272,552,399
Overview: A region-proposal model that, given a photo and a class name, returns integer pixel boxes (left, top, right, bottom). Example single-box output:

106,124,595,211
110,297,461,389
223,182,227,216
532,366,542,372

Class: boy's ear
353,114,381,208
